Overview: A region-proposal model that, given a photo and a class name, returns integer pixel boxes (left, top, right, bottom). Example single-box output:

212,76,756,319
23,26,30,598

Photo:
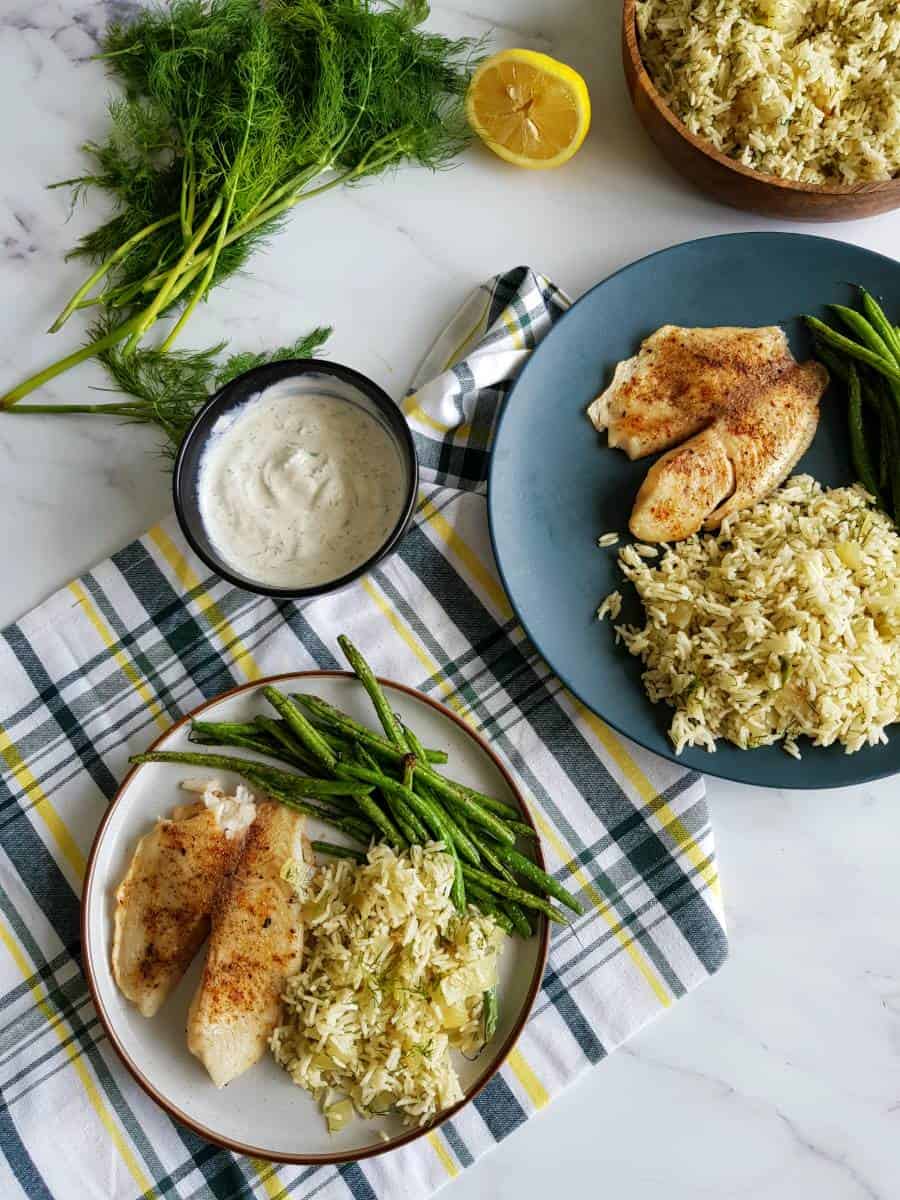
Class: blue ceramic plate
489,233,900,790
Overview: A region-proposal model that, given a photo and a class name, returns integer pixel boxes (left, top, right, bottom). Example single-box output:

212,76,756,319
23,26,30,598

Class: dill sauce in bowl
173,360,417,598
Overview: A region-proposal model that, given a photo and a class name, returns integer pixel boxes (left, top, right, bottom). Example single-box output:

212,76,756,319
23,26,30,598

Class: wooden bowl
622,0,900,222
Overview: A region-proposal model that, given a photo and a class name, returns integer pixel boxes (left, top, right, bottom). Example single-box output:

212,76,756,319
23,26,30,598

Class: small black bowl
172,359,418,598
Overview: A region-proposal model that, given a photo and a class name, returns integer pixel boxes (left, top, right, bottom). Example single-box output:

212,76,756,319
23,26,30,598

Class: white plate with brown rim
82,671,550,1163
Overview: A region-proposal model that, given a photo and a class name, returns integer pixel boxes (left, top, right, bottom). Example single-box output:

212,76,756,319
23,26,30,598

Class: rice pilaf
609,475,900,756
635,0,900,185
271,843,505,1129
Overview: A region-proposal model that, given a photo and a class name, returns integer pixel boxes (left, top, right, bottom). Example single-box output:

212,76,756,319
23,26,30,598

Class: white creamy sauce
181,777,257,837
198,381,406,588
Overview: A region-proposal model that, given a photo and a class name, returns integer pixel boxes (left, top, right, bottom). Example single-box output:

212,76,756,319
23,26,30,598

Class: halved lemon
466,49,591,170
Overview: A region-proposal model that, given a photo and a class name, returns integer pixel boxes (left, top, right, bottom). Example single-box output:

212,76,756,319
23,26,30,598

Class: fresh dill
1,0,480,418
362,953,432,1006
8,325,332,456
215,327,333,390
404,1038,435,1062
392,983,431,1001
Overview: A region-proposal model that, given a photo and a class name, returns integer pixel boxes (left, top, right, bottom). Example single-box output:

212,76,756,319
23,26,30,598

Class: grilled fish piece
112,803,245,1018
588,325,791,459
628,425,735,544
589,324,828,541
187,800,309,1088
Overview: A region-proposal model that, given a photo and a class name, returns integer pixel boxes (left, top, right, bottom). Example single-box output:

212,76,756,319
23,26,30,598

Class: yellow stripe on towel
0,918,158,1198
531,808,671,1008
573,701,722,903
427,1132,459,1178
248,1159,285,1199
403,395,471,441
501,309,525,350
0,728,86,879
507,1047,549,1109
68,581,168,734
147,525,262,682
419,498,511,620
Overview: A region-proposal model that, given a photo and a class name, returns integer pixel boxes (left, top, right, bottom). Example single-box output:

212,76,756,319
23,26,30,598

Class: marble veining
1,1,899,1197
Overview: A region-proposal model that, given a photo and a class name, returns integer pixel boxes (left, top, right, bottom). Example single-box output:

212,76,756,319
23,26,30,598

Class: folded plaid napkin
0,267,727,1200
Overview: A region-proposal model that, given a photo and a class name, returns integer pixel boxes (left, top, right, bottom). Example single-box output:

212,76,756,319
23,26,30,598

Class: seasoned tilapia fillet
587,325,791,459
187,801,309,1088
588,324,828,541
112,803,245,1017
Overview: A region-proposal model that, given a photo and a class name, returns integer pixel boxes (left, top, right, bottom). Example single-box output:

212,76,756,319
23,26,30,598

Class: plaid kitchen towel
0,267,727,1200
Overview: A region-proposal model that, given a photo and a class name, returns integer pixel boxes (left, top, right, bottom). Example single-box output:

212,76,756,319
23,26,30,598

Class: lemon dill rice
607,476,900,757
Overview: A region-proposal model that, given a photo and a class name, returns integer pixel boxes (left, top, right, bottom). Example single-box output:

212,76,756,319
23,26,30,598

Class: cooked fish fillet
628,426,735,544
588,324,828,541
187,801,308,1088
702,363,823,528
112,804,245,1018
588,325,791,459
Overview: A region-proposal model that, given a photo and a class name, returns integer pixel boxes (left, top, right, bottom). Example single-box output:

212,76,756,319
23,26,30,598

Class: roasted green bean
311,841,367,863
487,843,583,914
337,634,406,748
262,687,337,770
847,364,881,501
460,864,566,923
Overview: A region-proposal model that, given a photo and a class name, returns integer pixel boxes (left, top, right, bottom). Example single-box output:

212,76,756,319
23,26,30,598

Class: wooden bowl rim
622,0,900,199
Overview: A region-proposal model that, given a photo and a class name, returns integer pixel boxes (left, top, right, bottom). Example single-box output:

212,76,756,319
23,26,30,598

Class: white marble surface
2,1,899,1196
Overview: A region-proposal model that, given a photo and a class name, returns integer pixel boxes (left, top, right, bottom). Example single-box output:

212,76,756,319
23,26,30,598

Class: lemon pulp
466,50,591,169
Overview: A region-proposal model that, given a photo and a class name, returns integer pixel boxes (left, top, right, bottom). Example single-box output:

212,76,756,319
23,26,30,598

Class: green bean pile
130,635,582,932
806,290,900,521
